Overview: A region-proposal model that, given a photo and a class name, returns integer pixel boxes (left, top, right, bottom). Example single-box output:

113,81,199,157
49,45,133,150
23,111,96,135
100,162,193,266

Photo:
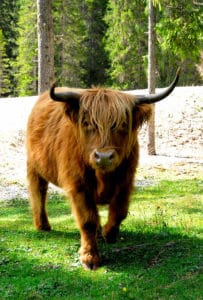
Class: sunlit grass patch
129,180,203,236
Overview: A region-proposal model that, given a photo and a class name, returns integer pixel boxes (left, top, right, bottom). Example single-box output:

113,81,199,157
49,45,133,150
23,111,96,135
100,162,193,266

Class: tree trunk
37,0,54,94
147,0,156,155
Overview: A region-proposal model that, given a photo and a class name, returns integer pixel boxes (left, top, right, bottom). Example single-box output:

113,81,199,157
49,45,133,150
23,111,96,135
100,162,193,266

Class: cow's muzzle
92,149,116,170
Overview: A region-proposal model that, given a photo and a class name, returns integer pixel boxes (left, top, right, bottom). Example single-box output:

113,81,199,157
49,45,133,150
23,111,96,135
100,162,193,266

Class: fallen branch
148,241,176,267
102,242,154,255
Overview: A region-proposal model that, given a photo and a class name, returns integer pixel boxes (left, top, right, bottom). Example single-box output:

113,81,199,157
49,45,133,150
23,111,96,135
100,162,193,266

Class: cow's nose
94,150,115,166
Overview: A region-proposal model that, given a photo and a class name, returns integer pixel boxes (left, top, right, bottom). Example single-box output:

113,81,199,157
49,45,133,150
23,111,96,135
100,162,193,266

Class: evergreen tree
0,0,20,95
157,0,203,60
156,0,203,85
54,0,108,88
105,0,148,89
0,29,11,96
15,0,37,96
105,0,202,88
82,0,109,87
54,0,87,87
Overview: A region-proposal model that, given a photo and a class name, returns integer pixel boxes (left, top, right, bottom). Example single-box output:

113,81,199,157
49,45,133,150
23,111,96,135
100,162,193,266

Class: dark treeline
0,0,202,97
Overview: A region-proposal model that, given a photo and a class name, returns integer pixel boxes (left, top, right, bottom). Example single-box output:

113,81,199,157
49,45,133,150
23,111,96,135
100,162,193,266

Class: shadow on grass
100,230,203,270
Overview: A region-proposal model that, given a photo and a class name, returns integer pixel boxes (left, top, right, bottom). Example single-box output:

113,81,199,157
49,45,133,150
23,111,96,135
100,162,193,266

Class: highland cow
26,69,180,270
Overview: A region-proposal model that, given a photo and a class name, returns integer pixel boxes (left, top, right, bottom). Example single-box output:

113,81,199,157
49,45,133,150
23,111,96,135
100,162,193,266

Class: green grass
0,179,202,299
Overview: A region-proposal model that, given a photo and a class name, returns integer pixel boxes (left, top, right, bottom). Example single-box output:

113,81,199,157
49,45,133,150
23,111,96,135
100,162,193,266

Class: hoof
103,226,119,244
36,223,51,231
96,225,103,240
79,248,100,271
82,261,99,271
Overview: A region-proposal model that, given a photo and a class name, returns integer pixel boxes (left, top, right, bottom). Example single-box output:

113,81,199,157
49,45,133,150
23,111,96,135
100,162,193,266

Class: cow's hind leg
27,165,50,231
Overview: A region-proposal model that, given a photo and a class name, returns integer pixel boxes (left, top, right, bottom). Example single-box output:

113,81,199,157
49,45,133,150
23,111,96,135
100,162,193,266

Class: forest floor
0,86,202,201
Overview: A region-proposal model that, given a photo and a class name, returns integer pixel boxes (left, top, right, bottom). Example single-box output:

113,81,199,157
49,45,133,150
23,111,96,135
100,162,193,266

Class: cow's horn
50,84,81,102
135,67,181,104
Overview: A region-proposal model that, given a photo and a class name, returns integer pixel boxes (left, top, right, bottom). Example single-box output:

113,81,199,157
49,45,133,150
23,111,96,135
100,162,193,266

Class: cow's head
50,68,180,172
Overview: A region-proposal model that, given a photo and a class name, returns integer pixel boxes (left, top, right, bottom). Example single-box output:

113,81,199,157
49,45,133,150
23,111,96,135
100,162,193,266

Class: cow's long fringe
79,88,134,154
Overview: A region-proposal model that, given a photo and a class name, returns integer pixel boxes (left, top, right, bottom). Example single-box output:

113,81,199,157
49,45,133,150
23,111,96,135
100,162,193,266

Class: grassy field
0,178,202,299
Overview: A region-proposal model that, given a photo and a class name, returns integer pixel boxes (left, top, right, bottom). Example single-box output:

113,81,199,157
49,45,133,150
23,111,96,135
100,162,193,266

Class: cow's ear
50,85,81,123
132,103,152,129
63,98,80,123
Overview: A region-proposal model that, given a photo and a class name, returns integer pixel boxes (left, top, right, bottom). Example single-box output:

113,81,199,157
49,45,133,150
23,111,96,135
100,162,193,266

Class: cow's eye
111,122,117,131
121,122,128,130
82,119,96,132
83,120,90,127
111,121,128,133
117,121,128,135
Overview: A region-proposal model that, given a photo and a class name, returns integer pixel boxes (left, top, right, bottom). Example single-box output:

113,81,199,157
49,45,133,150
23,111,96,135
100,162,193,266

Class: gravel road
0,87,202,201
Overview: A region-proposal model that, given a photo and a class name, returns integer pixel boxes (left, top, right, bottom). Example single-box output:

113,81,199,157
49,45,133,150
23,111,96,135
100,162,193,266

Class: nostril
94,151,101,161
108,150,115,161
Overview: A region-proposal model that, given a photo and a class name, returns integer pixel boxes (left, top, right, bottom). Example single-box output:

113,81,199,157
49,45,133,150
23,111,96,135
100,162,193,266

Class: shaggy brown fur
26,87,151,270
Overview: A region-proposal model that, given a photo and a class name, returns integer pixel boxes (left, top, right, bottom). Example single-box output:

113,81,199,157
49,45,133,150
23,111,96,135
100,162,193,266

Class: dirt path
0,87,202,201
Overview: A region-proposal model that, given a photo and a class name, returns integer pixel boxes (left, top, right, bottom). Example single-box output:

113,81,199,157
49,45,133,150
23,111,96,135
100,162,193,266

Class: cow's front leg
103,187,131,243
70,188,100,270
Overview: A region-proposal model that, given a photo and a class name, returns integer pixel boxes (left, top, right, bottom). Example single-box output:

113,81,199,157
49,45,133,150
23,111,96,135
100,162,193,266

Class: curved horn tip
50,82,57,91
50,82,55,93
176,66,181,76
134,67,181,105
50,83,59,101
51,81,56,87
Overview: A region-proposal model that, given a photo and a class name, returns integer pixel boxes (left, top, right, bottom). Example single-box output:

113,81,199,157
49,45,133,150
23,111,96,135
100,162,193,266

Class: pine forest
0,0,202,97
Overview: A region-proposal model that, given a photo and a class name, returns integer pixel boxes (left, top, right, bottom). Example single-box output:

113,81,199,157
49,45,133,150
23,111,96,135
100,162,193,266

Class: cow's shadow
98,229,201,270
